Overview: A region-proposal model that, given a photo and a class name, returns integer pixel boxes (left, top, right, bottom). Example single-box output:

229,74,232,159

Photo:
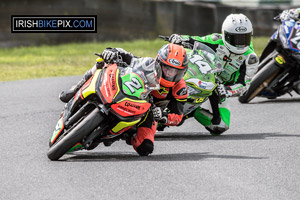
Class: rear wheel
239,60,281,103
47,108,104,161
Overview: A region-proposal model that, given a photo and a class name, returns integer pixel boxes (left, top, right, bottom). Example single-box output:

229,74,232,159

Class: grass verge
0,37,269,82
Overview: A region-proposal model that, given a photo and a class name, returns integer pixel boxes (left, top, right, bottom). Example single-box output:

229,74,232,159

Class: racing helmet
155,43,189,87
222,13,253,54
289,8,300,21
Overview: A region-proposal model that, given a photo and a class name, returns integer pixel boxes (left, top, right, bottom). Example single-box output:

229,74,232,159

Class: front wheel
47,108,104,161
239,59,281,103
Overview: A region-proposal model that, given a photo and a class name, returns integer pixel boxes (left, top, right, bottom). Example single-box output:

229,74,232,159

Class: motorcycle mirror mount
94,52,102,57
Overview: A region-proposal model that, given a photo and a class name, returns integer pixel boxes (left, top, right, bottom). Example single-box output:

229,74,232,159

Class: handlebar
94,52,128,68
94,52,102,58
158,35,169,41
158,35,193,49
273,15,281,21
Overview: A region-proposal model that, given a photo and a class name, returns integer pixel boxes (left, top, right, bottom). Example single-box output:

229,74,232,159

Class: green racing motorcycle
158,36,224,132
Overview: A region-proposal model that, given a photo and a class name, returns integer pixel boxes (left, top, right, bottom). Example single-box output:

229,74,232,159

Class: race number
190,55,212,74
289,28,300,51
124,77,142,94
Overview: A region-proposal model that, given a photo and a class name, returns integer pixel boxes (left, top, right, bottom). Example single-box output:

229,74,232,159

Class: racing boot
193,107,230,135
59,69,93,103
206,117,229,136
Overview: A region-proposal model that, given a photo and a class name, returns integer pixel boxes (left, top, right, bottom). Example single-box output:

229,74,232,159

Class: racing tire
47,108,104,161
238,59,281,103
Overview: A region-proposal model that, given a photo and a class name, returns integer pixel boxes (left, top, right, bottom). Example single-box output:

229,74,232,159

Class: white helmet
222,14,253,54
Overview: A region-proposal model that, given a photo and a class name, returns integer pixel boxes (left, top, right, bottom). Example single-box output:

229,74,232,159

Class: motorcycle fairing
121,72,147,99
67,143,83,152
50,116,64,144
97,64,120,104
105,119,141,138
184,47,217,100
185,78,216,105
287,25,300,52
111,98,151,117
279,20,300,53
185,78,217,92
187,95,208,104
81,70,102,99
271,30,278,40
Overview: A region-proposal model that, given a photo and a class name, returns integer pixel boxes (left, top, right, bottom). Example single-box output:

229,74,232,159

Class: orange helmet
155,43,189,87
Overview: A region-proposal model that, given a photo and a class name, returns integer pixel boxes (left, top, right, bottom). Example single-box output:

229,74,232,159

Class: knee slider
136,139,153,156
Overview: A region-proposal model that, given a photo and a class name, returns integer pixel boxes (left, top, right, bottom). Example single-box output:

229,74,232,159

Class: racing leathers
59,47,187,156
132,78,187,156
172,33,259,134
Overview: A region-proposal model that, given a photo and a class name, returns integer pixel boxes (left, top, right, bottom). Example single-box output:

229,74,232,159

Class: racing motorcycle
158,36,223,129
47,54,161,161
239,16,300,103
182,41,223,117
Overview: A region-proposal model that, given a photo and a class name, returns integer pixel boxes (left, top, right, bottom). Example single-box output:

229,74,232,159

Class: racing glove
217,84,229,101
102,48,118,63
169,34,184,44
152,107,168,124
280,8,300,21
226,84,250,97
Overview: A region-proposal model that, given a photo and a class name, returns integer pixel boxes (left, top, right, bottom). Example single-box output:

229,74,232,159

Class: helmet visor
161,63,186,83
224,31,252,47
145,66,162,90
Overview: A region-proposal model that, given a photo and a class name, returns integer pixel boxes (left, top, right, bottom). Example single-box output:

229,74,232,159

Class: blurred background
1,0,300,81
1,0,300,47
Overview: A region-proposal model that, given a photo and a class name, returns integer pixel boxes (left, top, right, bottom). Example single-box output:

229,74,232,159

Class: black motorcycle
239,16,300,103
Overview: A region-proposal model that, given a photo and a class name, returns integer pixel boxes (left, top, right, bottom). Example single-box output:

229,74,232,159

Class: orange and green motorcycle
47,54,161,161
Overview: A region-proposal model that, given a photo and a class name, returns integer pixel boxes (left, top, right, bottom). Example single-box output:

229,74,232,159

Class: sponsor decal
157,87,169,96
110,73,116,91
177,87,187,96
117,105,136,115
285,21,294,27
199,82,208,89
235,26,247,32
168,58,181,66
125,102,141,110
192,96,206,103
275,55,285,64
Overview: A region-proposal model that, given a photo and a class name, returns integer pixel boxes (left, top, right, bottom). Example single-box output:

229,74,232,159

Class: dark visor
224,31,252,47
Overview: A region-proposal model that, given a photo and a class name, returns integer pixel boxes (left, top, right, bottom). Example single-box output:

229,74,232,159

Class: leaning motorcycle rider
260,8,300,62
168,13,259,135
59,43,189,156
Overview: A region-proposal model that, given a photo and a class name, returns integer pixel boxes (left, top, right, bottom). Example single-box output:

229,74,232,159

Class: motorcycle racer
168,13,259,135
260,8,300,62
59,43,189,156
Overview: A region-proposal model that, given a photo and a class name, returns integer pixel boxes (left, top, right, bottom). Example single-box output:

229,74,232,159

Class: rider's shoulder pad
172,79,188,99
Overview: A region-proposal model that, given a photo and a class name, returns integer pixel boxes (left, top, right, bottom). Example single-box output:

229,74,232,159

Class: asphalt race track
1,76,300,200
